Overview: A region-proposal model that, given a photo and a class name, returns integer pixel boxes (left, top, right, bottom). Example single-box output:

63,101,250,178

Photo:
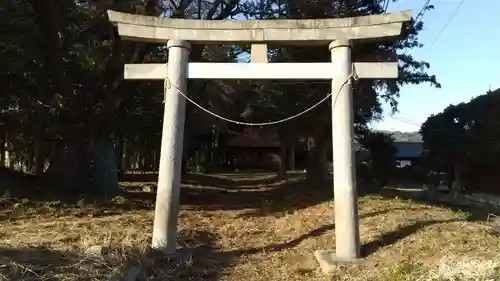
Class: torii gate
107,10,412,271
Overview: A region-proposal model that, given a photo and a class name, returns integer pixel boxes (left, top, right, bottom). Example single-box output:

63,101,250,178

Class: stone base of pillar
314,250,365,273
150,247,195,262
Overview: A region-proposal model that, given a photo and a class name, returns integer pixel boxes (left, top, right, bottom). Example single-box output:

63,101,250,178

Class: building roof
226,128,280,148
394,141,423,158
226,129,425,157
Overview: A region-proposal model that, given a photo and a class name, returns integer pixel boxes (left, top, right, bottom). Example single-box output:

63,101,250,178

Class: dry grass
1,173,500,281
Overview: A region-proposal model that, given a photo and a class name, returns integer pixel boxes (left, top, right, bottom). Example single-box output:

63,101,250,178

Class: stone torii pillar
107,9,412,270
152,40,190,251
329,39,360,260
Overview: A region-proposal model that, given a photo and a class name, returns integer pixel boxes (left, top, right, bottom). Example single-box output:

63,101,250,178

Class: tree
421,88,500,193
357,131,397,188
0,0,45,171
3,0,242,196
2,0,441,197
240,0,440,187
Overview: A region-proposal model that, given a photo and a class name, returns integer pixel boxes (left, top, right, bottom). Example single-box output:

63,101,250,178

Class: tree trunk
306,136,329,188
451,161,463,199
287,147,295,171
277,145,287,179
0,129,5,168
34,129,46,176
91,137,119,197
28,144,35,173
45,136,120,198
210,127,221,170
115,134,125,176
276,129,293,178
424,178,438,202
45,140,85,194
153,149,158,172
181,124,193,176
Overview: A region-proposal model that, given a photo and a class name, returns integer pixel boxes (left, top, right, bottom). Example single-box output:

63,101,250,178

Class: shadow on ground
1,169,331,222
360,218,464,257
376,187,500,221
0,230,239,281
123,171,285,188
1,199,482,280
171,210,473,276
223,206,437,256
1,206,435,280
0,246,109,281
122,172,333,216
145,229,241,281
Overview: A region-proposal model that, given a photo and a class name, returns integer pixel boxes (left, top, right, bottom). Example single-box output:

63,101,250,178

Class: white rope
163,64,359,126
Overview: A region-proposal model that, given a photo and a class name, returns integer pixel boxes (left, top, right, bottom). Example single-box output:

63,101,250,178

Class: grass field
1,172,500,281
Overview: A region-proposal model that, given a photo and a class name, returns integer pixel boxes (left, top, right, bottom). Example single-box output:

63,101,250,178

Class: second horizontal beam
124,62,398,80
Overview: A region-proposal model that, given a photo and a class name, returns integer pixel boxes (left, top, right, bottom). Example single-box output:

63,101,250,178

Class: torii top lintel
107,10,412,46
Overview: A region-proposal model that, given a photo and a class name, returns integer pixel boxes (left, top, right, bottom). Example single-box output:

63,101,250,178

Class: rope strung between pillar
163,64,359,127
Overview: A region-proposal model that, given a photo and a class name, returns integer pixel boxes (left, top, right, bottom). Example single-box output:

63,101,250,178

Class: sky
370,0,500,132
